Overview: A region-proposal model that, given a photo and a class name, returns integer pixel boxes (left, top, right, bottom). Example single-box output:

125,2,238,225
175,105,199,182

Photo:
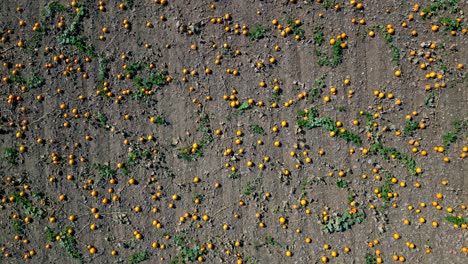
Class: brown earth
0,0,467,263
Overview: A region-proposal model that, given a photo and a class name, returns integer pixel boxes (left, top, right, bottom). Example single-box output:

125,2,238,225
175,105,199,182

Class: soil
0,0,467,263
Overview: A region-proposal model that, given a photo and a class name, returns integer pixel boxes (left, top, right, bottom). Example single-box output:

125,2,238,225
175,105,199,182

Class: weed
229,171,240,179
170,245,203,263
365,253,375,264
317,39,343,67
445,216,467,226
46,227,82,260
297,108,362,145
93,164,117,181
378,174,394,202
425,92,436,108
268,90,281,104
9,73,45,89
369,141,417,175
12,193,45,218
128,147,153,165
248,25,268,41
372,25,401,65
403,120,419,136
134,71,167,89
313,26,324,45
250,124,266,135
3,148,19,165
442,132,457,148
57,2,97,57
322,0,335,9
172,235,186,248
95,112,108,128
309,76,326,103
265,236,283,248
439,17,465,32
243,182,254,196
26,27,45,51
238,101,251,111
123,0,135,9
321,211,366,233
42,1,67,21
440,119,467,148
337,106,347,112
129,251,149,264
153,116,167,125
336,179,348,188
124,63,143,76
98,56,108,87
421,0,459,18
13,219,24,235
286,18,304,38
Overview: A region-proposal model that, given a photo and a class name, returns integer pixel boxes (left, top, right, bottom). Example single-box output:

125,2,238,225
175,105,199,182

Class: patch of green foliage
123,0,135,9
238,101,251,111
169,236,205,264
124,63,142,76
442,132,457,148
248,25,268,41
421,0,459,18
309,76,326,103
313,26,324,45
369,141,417,175
129,251,149,264
9,73,45,89
177,147,197,161
336,179,348,188
13,219,24,235
286,18,304,38
57,2,97,57
359,111,375,131
297,108,362,145
95,112,108,128
46,227,82,261
98,56,108,87
439,17,465,32
153,116,167,125
441,119,467,148
12,193,45,219
3,148,19,165
322,0,335,9
373,25,400,65
229,171,240,179
337,106,347,112
445,216,467,226
26,26,45,51
425,92,436,108
268,90,281,104
264,236,283,248
128,147,153,165
177,114,214,161
243,182,254,196
250,124,266,135
321,211,366,233
403,120,420,136
170,245,203,264
317,39,343,67
93,164,116,180
42,1,67,20
378,174,394,201
365,253,376,264
134,71,167,89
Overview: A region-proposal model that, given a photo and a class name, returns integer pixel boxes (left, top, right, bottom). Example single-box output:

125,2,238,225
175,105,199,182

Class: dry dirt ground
0,0,467,263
